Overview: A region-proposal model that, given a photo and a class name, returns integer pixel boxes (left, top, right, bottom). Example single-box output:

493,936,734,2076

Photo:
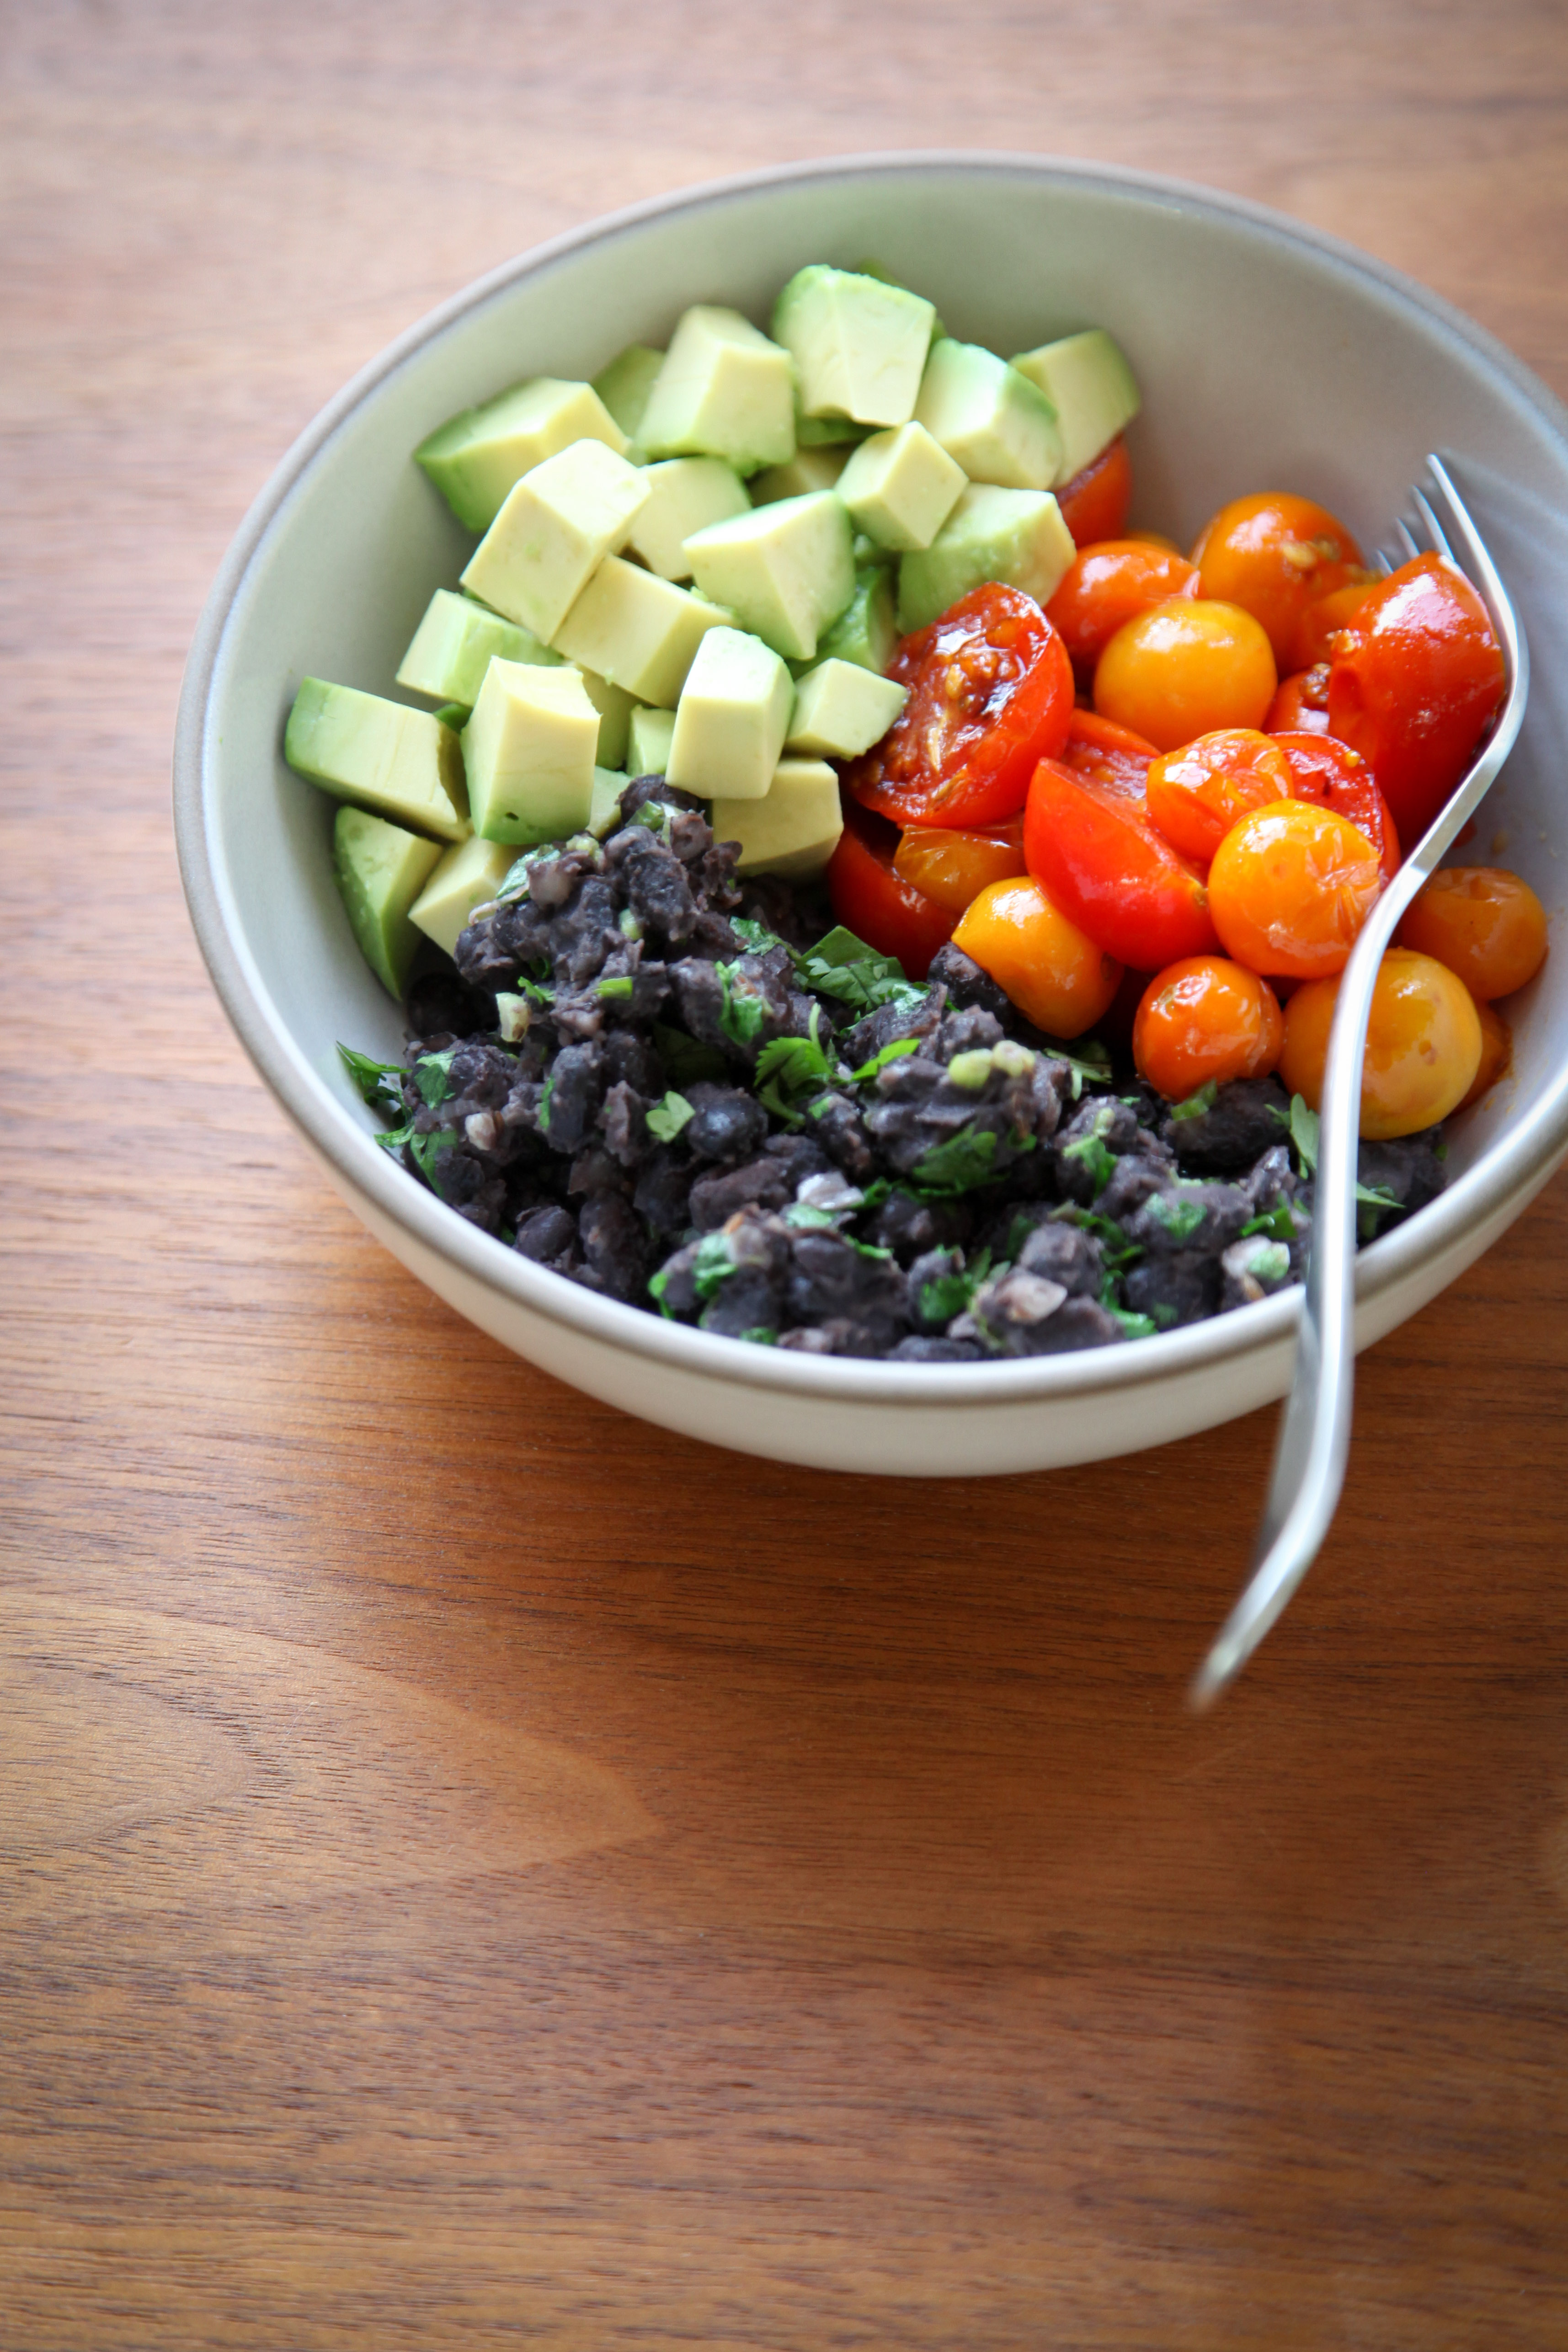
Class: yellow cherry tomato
1208,800,1384,981
892,822,1027,915
1093,598,1278,751
1280,948,1483,1139
1395,865,1548,1002
953,876,1123,1039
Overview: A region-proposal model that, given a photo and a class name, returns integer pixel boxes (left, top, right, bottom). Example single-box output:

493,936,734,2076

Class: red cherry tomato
1144,728,1295,865
826,800,955,977
1273,731,1401,883
1057,708,1159,797
1024,757,1219,970
1326,552,1507,847
1191,491,1369,667
845,583,1073,830
1045,541,1200,681
1264,665,1332,735
1056,436,1134,546
1288,580,1378,672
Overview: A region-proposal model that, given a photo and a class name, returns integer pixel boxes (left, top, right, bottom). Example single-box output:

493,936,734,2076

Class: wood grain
4,3,1568,2343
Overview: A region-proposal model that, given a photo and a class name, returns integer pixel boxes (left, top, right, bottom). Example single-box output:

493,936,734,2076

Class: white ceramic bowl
175,154,1568,1477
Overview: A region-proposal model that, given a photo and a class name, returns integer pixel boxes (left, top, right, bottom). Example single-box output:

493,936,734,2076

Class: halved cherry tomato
1057,708,1159,797
1207,800,1383,980
1191,492,1370,667
1457,998,1511,1109
1288,580,1378,672
1264,665,1331,735
1133,955,1285,1099
1326,552,1507,847
1024,757,1219,969
1056,435,1133,546
1395,865,1548,1000
1280,949,1483,1138
1094,598,1277,750
1045,541,1200,681
892,821,1028,915
952,876,1123,1038
845,583,1073,830
1272,731,1401,883
1144,729,1295,864
826,799,955,977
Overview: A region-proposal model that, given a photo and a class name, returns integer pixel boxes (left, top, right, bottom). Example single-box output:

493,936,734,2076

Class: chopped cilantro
918,1246,993,1326
911,1126,1033,1195
741,1327,778,1346
537,1071,556,1134
848,1035,922,1084
597,975,635,1002
1288,1094,1399,1209
1168,1079,1219,1124
716,960,769,1047
646,1091,694,1143
652,1024,727,1084
1240,1200,1300,1243
783,1201,838,1231
731,916,785,953
374,1118,417,1157
755,1009,836,1120
1108,1307,1160,1341
795,923,928,1018
1061,1131,1117,1195
338,1044,405,1116
407,1128,461,1193
691,1232,737,1301
413,1045,459,1108
1054,1204,1143,1274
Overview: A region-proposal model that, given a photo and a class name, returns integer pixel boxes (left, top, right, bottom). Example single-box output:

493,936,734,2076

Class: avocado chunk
683,491,854,664
463,659,600,844
396,588,560,707
285,678,469,841
460,437,650,644
625,457,750,581
591,344,666,445
853,258,947,343
667,626,794,802
587,765,630,837
915,339,1063,491
749,446,851,504
552,557,735,708
837,421,966,552
627,705,676,777
786,659,907,758
813,565,897,674
409,834,517,959
896,485,1076,633
772,264,936,428
415,378,628,534
639,306,796,474
710,758,843,882
577,667,639,768
332,805,444,996
1009,328,1140,483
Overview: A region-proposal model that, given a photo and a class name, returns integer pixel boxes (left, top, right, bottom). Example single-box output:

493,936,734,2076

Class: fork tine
1411,485,1456,567
1393,517,1422,562
1373,546,1397,576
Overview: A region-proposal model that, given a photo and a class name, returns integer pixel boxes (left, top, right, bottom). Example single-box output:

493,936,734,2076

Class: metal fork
1189,455,1531,1711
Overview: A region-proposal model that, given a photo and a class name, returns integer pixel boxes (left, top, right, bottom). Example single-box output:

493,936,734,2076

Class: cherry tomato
1207,800,1383,980
1024,757,1219,968
826,800,955,977
1326,552,1507,847
1094,598,1277,751
1133,955,1285,1099
1191,491,1369,667
952,876,1123,1038
1056,435,1133,546
892,821,1028,915
1457,998,1511,1110
1121,532,1184,555
1264,665,1331,735
1057,707,1159,797
1144,728,1294,864
846,584,1073,829
1045,541,1200,680
1273,731,1401,883
1395,865,1548,1000
1288,580,1378,672
1280,949,1483,1139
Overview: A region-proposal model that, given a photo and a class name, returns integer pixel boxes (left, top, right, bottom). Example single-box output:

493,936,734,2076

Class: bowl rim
174,148,1568,1411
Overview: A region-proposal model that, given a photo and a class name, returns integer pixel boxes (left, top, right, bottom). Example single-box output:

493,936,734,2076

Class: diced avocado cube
786,659,907,758
1008,328,1141,483
552,556,735,708
914,339,1063,491
409,833,517,959
576,667,639,768
639,306,796,474
396,587,561,708
463,659,600,844
285,678,469,841
837,422,966,552
588,766,630,837
814,565,897,674
710,758,843,882
667,627,794,802
592,344,666,444
626,457,750,581
627,705,676,777
749,447,851,504
332,805,444,997
852,532,898,570
896,485,1076,633
683,491,854,664
460,438,650,645
415,378,628,534
771,264,937,428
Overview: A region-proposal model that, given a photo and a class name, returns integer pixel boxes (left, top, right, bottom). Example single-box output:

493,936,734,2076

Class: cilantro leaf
1107,1306,1159,1341
536,1071,556,1134
413,1045,459,1109
1142,1192,1207,1244
1061,1131,1117,1196
731,916,785,953
848,1035,922,1083
646,1091,694,1143
795,924,928,1017
374,1117,417,1157
1240,1200,1301,1243
911,1127,1034,1195
406,1127,462,1194
338,1044,405,1116
1168,1078,1220,1124
715,960,769,1048
1054,1204,1142,1274
755,1008,836,1120
1288,1093,1399,1210
692,1232,738,1301
918,1245,993,1326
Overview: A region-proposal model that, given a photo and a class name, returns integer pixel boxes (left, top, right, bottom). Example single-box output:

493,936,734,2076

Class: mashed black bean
370,779,1447,1358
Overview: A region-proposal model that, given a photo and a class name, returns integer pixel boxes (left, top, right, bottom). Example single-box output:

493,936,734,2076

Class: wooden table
5,5,1568,2342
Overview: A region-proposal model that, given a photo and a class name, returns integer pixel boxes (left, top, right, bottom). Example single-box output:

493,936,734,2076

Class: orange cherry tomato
1144,728,1295,864
1273,731,1401,883
826,801,955,977
1280,949,1483,1139
1457,999,1511,1110
1191,491,1369,667
1208,800,1383,981
1395,865,1548,1000
892,822,1028,916
1264,665,1332,735
1045,541,1200,680
1288,580,1378,672
846,583,1073,829
1133,955,1285,1099
1057,707,1159,798
1094,598,1277,751
1024,757,1219,969
1326,553,1507,848
1056,435,1133,546
952,876,1123,1038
